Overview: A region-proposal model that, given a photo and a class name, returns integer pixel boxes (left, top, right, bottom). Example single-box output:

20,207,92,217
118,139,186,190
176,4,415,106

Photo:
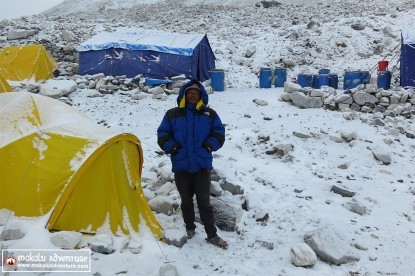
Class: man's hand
171,144,181,156
203,141,212,153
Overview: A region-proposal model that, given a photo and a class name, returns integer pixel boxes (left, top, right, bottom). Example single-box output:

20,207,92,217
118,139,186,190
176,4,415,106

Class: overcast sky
0,0,63,20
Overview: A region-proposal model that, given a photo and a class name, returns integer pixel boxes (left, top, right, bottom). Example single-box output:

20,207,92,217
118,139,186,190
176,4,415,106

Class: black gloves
171,144,181,156
203,141,212,153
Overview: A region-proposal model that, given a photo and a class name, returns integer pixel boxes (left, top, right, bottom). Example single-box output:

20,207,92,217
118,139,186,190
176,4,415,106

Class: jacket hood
177,79,209,108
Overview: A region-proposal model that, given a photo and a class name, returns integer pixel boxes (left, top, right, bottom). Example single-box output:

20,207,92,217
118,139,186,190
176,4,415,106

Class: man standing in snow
157,79,228,248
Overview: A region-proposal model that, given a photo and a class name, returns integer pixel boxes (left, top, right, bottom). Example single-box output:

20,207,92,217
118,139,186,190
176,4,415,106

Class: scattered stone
88,235,115,254
293,131,312,139
159,263,179,276
164,228,187,248
304,226,360,265
354,243,368,251
211,197,243,232
344,201,367,215
148,196,178,216
121,238,143,254
253,98,268,106
330,185,356,197
290,243,317,267
371,149,392,165
0,228,25,241
50,231,82,249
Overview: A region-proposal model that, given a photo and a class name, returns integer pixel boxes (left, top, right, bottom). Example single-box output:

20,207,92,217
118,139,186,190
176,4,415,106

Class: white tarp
77,30,205,56
401,29,415,44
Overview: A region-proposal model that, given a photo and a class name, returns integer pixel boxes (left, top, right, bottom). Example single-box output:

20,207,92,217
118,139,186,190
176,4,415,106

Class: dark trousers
174,169,217,239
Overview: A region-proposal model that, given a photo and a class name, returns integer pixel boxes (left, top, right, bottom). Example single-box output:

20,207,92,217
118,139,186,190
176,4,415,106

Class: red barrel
378,61,389,71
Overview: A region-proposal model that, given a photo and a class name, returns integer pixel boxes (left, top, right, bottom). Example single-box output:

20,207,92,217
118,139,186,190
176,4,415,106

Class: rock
337,163,349,169
164,228,187,248
1,228,25,241
307,21,320,32
335,94,353,104
344,201,367,215
341,131,357,142
304,226,360,265
211,197,243,232
353,91,379,105
120,237,143,254
159,263,179,276
155,182,176,196
7,29,38,40
280,92,292,102
253,98,268,106
39,79,78,98
290,92,323,108
265,143,294,157
50,231,82,249
284,81,302,93
293,131,311,139
354,243,368,251
351,23,365,30
371,149,392,165
148,196,178,216
61,30,76,41
290,243,317,267
244,46,256,58
383,26,397,39
211,181,223,196
220,180,244,195
88,235,115,254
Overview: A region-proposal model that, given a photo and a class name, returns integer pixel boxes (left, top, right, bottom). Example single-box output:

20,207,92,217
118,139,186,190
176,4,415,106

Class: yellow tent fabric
0,92,163,239
0,44,58,82
0,73,12,92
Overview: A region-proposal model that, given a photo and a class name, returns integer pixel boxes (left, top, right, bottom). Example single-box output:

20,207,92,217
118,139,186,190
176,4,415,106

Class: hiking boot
205,236,228,249
186,229,196,239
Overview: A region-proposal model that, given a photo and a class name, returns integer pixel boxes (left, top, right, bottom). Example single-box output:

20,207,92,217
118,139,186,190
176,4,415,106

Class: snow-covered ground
1,0,415,275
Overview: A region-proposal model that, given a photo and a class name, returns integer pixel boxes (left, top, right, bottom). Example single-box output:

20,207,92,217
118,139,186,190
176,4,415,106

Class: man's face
185,88,201,104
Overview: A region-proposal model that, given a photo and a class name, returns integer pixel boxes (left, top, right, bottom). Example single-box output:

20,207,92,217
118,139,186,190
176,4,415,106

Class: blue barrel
377,71,391,90
315,74,329,89
360,71,370,85
319,69,330,75
329,73,338,89
210,69,225,92
312,74,319,88
343,71,361,89
274,67,287,87
297,74,313,88
259,68,272,88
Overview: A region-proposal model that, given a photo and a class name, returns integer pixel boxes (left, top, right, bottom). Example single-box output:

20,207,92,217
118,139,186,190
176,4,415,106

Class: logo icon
5,253,17,267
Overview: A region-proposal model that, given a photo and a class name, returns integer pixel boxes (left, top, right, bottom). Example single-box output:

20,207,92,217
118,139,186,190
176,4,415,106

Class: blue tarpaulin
77,30,216,82
400,29,415,87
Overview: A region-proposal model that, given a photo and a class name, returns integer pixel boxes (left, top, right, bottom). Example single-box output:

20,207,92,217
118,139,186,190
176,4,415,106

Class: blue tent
400,29,415,87
77,30,216,82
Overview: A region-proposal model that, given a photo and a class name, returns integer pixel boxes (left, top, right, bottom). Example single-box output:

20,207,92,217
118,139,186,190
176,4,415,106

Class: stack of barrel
297,69,338,89
259,67,287,88
377,61,391,90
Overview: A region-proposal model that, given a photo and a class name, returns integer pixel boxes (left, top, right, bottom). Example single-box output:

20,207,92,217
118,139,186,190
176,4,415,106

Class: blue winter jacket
157,80,225,173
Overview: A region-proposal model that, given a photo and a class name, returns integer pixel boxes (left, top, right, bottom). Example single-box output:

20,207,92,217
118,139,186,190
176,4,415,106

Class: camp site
1,0,415,275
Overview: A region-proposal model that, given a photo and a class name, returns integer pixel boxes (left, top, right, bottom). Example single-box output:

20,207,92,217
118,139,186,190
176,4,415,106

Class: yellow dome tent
0,44,58,82
0,92,163,239
0,73,12,92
